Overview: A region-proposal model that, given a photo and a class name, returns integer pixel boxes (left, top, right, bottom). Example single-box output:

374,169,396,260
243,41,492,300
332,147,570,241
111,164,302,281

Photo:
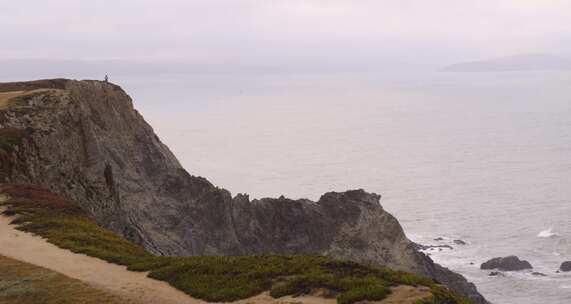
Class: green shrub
338,284,391,304
415,285,473,304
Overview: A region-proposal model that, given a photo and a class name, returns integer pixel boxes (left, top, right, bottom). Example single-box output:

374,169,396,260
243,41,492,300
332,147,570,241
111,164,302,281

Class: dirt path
0,195,430,304
0,205,204,304
0,208,322,304
0,254,135,304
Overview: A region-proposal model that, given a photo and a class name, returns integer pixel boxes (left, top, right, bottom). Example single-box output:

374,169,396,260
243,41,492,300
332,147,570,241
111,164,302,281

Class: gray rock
481,256,533,271
0,79,489,304
560,261,571,272
415,243,454,251
454,239,467,245
488,271,503,277
429,263,488,303
531,272,547,277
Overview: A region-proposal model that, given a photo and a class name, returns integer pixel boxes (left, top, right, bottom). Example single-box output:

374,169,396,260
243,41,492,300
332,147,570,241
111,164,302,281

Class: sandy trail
0,205,204,304
0,194,430,304
0,208,324,304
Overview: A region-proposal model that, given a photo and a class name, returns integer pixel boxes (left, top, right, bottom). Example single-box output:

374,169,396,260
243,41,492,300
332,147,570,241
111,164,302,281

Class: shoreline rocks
414,243,454,251
481,256,533,271
560,261,571,272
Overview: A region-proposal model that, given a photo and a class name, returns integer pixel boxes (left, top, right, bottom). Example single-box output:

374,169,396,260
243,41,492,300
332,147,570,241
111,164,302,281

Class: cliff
0,79,488,303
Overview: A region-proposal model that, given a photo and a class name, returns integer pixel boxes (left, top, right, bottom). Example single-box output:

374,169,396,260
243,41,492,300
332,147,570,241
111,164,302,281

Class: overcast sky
1,1,570,68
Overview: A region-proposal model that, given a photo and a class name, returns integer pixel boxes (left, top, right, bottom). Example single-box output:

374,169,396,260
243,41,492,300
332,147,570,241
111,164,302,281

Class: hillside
0,184,468,304
0,79,487,303
442,53,571,72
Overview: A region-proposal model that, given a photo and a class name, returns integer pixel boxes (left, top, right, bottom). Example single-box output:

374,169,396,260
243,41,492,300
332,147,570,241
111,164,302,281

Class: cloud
1,1,570,66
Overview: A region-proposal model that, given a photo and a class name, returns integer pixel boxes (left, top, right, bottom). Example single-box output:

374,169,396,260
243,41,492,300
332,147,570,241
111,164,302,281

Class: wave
538,228,559,238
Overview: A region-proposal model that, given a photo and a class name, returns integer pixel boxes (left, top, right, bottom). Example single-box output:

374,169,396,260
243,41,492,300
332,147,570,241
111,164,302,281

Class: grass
0,254,133,304
0,184,473,304
414,285,473,304
0,79,68,93
4,91,46,108
0,185,152,267
0,90,62,114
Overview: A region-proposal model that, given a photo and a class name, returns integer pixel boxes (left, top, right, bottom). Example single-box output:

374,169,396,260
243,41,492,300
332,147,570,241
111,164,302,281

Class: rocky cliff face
0,79,488,303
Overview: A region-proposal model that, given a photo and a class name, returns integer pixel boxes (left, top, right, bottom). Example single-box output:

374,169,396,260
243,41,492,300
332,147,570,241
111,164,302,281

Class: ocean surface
118,71,571,304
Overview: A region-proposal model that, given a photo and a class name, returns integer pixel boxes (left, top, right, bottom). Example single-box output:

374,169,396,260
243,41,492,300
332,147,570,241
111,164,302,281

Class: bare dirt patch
0,254,134,304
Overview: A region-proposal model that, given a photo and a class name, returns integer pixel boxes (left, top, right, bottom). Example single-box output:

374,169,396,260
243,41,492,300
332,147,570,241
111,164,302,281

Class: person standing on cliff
104,75,109,83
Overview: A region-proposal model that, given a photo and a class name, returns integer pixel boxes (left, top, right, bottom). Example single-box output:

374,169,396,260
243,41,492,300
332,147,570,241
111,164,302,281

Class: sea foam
537,228,559,238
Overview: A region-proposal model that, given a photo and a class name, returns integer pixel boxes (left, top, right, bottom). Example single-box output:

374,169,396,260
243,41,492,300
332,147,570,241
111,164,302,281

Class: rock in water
560,261,571,272
0,79,489,304
481,256,533,271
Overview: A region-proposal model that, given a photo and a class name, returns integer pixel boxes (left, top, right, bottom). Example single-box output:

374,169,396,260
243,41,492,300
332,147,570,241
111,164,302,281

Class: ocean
119,70,571,304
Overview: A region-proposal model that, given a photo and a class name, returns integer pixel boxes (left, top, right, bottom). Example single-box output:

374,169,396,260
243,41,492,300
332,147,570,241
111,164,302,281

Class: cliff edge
0,79,488,303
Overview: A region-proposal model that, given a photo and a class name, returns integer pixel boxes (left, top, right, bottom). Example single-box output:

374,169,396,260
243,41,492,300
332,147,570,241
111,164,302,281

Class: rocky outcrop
429,262,487,302
0,79,488,303
560,261,571,272
414,243,453,251
481,256,532,271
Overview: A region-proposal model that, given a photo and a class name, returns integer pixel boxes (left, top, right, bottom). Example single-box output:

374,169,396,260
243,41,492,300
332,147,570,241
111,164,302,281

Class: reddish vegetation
1,184,84,215
0,79,69,93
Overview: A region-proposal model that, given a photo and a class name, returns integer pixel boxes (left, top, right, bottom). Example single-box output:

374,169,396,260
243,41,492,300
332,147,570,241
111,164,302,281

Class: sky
1,0,571,69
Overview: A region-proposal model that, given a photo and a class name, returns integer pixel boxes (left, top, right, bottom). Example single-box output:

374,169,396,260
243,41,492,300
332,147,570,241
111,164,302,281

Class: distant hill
443,53,571,72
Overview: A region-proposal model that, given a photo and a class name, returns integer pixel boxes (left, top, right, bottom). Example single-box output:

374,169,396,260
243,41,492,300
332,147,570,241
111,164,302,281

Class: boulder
480,256,532,271
560,261,571,272
454,239,467,245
